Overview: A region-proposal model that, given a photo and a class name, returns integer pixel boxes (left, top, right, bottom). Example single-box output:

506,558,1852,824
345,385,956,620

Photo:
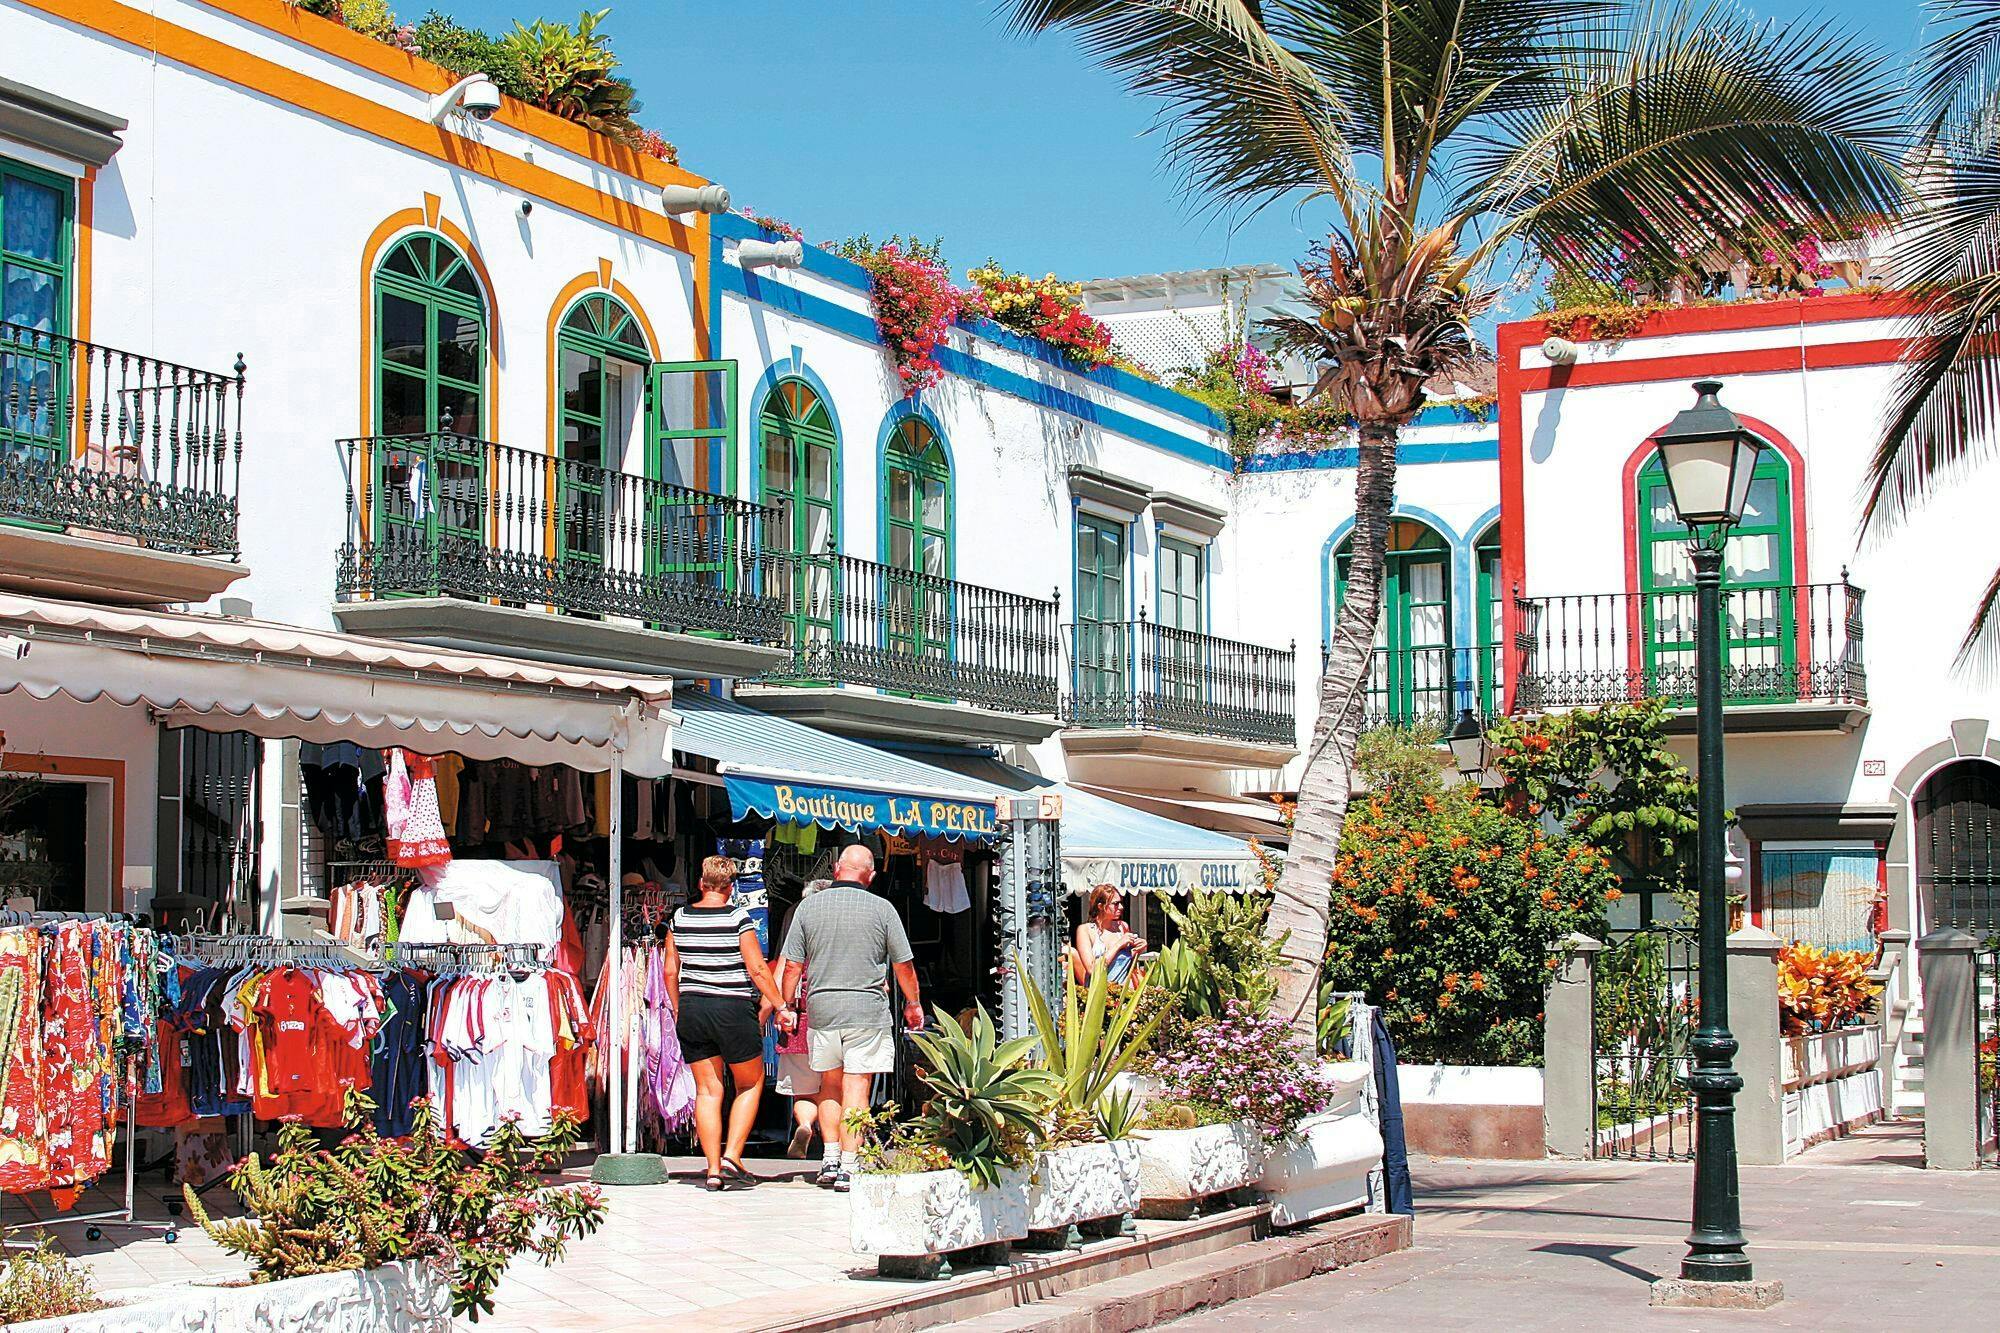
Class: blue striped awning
670,692,1013,841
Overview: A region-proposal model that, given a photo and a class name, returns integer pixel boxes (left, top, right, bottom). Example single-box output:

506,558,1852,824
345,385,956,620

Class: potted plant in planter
1260,1060,1383,1226
847,1005,1056,1279
1020,960,1168,1246
1136,1001,1338,1219
181,1094,604,1327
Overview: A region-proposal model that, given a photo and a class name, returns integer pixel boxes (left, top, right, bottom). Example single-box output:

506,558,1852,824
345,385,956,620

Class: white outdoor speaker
1541,336,1581,364
739,239,804,270
660,183,730,216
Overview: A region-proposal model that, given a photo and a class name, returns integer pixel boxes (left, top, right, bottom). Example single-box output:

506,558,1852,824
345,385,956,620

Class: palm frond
1470,0,1909,275
1916,0,2000,143
1957,562,2000,674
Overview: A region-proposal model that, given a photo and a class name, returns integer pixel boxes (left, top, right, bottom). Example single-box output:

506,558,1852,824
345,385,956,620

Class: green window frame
0,157,76,466
1157,535,1205,632
758,377,840,649
555,293,649,581
647,359,740,596
882,415,952,660
1074,511,1128,706
1475,524,1502,716
369,232,490,586
1334,519,1453,723
1637,450,1795,702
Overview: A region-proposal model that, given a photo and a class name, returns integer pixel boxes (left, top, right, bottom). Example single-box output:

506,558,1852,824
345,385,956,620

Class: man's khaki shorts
808,1025,896,1074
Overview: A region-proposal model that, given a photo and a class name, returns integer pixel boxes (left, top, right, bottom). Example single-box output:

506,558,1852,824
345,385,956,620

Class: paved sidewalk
1162,1125,2000,1330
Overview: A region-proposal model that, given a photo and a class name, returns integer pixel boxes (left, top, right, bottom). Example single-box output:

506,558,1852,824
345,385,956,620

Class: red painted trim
1748,838,1763,928
1511,289,1926,343
1515,337,1909,393
1617,415,1812,677
1496,319,1537,713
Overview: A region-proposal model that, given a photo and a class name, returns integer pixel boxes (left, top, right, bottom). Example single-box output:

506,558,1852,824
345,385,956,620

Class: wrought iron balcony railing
762,551,1060,715
1512,579,1866,713
0,321,243,556
335,433,786,641
1318,643,1503,731
1066,616,1296,746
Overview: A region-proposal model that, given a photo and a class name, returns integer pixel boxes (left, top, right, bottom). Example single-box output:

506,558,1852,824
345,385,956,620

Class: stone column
1726,926,1785,1166
1918,928,1982,1171
1544,933,1604,1159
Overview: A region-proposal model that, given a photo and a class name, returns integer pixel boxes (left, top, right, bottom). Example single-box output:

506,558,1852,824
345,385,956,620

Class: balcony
1512,580,1868,733
331,433,790,679
738,553,1063,745
0,321,246,604
1062,618,1298,770
1320,644,1503,732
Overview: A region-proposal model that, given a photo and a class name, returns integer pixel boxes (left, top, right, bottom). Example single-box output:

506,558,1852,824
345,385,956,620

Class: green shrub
1021,958,1168,1144
0,1239,102,1324
1324,784,1615,1065
409,11,531,99
1151,889,1285,1021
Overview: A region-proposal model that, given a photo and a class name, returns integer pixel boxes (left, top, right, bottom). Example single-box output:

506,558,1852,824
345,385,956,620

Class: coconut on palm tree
1869,0,2000,671
1004,0,1908,1035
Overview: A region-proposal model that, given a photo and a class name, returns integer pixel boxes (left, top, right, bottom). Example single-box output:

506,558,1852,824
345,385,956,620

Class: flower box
849,1165,1030,1264
1136,1119,1264,1216
12,1261,451,1333
1260,1063,1383,1227
1027,1139,1143,1234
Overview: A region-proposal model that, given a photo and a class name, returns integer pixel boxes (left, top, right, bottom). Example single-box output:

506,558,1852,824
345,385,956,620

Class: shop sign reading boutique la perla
727,775,1001,840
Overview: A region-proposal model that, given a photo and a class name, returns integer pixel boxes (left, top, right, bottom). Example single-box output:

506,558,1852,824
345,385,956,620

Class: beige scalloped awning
0,594,676,774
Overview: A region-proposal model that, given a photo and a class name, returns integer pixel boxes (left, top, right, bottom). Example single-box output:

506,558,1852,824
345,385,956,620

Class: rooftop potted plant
1020,960,1167,1243
846,1005,1055,1277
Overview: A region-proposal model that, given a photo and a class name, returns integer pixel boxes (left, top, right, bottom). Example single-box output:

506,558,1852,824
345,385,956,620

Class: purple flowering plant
1148,1000,1335,1141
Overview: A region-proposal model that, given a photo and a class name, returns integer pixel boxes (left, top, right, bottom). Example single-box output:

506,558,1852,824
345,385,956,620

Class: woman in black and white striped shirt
665,855,790,1191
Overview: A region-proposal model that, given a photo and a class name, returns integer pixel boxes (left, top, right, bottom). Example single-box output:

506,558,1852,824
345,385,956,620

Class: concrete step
937,1211,1413,1333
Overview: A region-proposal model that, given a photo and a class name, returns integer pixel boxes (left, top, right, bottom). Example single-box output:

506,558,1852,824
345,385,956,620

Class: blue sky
444,1,1927,286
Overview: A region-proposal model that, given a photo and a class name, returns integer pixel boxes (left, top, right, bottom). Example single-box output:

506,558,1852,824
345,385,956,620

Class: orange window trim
1,754,126,908
18,0,706,258
70,167,96,460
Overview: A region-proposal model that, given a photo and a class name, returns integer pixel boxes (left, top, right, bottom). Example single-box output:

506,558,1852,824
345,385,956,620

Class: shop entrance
0,775,86,911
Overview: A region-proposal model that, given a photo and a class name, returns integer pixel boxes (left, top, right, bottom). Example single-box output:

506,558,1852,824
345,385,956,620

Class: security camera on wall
429,74,502,125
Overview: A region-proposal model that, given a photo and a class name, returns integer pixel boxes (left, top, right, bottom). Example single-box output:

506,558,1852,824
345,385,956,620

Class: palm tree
1868,0,2000,671
1004,0,1908,1035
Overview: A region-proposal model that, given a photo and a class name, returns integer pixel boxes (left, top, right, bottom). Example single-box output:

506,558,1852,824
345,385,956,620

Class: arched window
370,232,489,580
1475,523,1501,715
554,293,650,582
1916,760,2000,934
759,378,839,647
374,232,486,436
1637,448,1795,700
1334,519,1452,724
883,414,951,659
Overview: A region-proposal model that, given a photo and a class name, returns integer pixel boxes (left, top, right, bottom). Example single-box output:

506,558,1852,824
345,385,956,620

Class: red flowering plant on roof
835,235,970,396
966,264,1116,368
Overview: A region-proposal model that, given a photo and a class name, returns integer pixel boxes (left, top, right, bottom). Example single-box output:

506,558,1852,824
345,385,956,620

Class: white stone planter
1027,1139,1142,1233
849,1164,1030,1260
1136,1119,1264,1213
1260,1063,1383,1227
12,1261,451,1333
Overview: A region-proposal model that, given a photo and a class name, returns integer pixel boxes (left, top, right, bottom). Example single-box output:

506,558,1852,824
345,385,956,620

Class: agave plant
1022,957,1169,1134
908,1004,1059,1188
1093,1085,1142,1142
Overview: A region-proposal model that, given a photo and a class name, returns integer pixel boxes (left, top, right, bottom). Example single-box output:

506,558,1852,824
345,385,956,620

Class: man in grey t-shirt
778,844,922,1190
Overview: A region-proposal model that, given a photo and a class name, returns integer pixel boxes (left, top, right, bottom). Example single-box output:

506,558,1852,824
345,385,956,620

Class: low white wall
1396,1064,1545,1107
1780,1025,1886,1159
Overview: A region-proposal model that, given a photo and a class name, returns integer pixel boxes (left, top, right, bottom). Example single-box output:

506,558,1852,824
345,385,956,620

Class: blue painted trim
1242,438,1499,473
1318,505,1467,648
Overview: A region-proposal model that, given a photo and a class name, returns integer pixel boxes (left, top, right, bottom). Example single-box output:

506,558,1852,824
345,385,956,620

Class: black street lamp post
1651,379,1763,1285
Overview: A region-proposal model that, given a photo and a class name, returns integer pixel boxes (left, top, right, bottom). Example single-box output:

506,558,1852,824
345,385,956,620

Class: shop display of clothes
922,842,971,915
327,877,403,952
0,919,165,1198
587,944,693,1145
398,859,564,954
159,948,589,1145
384,750,452,869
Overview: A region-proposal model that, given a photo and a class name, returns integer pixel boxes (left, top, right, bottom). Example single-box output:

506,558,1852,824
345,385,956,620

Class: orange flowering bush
1324,784,1615,1064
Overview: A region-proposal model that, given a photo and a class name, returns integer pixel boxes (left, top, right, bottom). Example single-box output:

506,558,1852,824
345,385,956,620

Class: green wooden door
371,233,487,591
1156,535,1206,704
1336,520,1452,723
1638,452,1795,702
759,379,839,656
556,295,648,591
0,159,74,470
1476,527,1502,716
647,358,739,597
1074,512,1128,712
883,416,952,661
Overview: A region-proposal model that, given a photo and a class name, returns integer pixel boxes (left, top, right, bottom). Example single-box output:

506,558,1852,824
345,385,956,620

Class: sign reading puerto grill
725,776,1000,840
1062,856,1255,896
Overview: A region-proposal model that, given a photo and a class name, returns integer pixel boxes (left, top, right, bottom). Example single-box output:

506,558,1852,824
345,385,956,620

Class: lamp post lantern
1653,379,1764,1285
1446,707,1488,780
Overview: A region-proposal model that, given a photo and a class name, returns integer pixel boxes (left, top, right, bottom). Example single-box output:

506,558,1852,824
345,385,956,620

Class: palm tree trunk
1268,414,1399,1041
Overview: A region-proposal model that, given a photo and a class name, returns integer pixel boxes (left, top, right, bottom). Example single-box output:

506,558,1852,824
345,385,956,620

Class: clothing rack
0,912,164,1248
